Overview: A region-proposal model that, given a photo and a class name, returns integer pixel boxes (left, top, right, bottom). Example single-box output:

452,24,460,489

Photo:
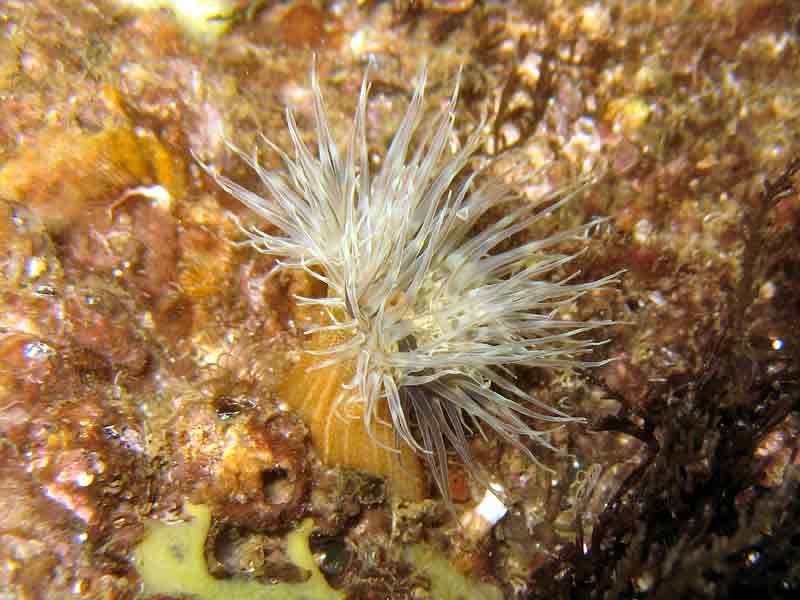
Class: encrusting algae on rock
135,503,343,600
202,64,620,502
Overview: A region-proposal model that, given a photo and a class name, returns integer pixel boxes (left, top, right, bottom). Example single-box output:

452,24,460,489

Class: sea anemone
202,64,619,501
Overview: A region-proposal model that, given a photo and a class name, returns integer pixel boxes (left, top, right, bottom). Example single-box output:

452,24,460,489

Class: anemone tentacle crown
204,65,619,500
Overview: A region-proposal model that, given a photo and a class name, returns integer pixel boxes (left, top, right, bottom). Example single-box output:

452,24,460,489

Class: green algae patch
407,544,503,600
135,503,343,600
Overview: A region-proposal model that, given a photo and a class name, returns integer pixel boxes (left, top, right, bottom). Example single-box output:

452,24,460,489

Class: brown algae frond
202,65,620,501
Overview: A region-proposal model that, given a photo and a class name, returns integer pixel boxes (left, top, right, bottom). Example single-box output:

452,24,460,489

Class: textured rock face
1,0,799,598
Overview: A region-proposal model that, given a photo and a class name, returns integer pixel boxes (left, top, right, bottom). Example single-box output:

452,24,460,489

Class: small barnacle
202,64,619,502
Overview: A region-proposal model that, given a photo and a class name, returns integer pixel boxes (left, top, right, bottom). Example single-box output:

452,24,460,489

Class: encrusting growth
202,64,619,501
